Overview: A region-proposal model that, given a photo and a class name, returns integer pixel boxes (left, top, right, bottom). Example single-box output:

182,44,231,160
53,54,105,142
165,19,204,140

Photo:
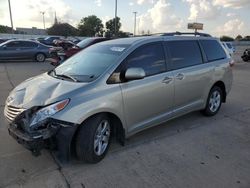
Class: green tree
220,35,234,41
235,35,243,41
242,36,250,41
47,23,78,37
105,17,121,37
0,25,13,33
78,15,104,37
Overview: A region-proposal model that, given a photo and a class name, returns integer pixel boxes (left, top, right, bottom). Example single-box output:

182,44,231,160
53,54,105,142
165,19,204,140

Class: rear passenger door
165,40,213,115
20,41,38,59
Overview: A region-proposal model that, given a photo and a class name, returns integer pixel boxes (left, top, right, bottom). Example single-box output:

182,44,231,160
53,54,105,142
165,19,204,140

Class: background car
0,39,51,62
0,38,10,44
49,37,110,66
39,36,61,46
222,42,235,56
241,48,250,62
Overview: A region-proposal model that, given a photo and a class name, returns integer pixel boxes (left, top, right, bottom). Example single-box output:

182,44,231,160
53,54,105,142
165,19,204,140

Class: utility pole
114,0,117,37
133,12,137,37
40,11,45,30
8,0,14,34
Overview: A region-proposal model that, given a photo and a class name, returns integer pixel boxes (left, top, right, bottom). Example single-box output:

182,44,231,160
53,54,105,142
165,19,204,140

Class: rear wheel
242,56,249,62
75,114,111,163
35,53,46,62
202,86,223,116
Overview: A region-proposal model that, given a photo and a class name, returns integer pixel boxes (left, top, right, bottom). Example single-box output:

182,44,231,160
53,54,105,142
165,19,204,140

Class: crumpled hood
7,73,88,109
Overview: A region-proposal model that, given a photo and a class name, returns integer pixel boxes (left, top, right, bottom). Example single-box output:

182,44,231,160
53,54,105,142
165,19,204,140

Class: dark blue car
0,39,51,62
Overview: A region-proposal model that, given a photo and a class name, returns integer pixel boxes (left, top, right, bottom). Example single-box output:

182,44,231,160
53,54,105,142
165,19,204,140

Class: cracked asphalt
0,47,250,188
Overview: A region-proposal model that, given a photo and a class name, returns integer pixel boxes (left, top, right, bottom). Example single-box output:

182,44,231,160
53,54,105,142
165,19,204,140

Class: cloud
95,0,102,7
138,0,183,34
184,0,221,21
137,0,155,5
213,0,250,9
0,0,74,29
215,18,245,37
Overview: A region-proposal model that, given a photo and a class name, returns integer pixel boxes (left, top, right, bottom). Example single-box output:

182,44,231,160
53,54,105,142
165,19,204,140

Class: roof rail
151,32,212,37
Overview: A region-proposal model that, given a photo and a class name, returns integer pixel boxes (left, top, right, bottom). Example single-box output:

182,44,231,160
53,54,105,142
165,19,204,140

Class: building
16,27,47,35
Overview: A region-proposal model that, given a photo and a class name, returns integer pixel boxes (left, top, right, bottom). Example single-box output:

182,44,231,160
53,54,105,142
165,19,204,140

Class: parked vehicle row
0,39,51,62
48,37,110,66
4,32,233,163
0,37,95,62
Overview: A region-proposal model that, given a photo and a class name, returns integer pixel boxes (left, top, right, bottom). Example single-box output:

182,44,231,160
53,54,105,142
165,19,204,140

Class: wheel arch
211,81,226,102
70,112,126,157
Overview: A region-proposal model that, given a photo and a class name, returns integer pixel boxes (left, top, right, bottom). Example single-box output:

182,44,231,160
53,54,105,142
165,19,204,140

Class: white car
222,42,235,56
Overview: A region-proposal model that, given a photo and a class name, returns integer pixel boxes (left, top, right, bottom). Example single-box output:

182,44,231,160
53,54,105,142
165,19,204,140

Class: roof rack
151,32,211,37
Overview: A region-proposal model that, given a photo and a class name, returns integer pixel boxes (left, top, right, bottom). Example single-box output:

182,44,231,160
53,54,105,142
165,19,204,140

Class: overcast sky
0,0,249,37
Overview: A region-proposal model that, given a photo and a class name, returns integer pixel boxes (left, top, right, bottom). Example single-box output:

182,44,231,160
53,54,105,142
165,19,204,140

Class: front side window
200,40,227,62
125,42,166,77
167,40,203,70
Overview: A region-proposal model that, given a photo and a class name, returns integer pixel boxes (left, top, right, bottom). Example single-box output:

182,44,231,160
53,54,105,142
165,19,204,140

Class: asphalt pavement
0,48,250,188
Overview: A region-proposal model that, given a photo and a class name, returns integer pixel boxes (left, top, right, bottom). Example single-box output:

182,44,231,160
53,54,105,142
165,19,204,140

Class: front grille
4,105,25,122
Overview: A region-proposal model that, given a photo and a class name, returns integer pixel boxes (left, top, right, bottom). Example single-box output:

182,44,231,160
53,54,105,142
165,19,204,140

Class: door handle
176,73,184,80
162,76,173,84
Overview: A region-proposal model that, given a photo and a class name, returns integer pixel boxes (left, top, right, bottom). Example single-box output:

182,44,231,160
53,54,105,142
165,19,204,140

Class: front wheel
202,86,223,116
75,114,111,163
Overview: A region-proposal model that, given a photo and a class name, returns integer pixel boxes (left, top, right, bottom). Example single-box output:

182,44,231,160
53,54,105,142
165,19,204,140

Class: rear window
167,40,203,70
200,40,227,62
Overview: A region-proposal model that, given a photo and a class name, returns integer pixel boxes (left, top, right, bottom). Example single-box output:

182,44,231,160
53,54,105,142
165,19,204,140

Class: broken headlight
30,99,70,127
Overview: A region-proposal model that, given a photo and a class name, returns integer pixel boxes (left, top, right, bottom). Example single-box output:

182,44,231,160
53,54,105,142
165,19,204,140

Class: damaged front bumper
8,118,78,161
8,120,59,155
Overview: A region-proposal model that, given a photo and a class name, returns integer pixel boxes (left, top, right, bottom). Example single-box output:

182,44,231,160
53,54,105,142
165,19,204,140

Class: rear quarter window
200,40,227,62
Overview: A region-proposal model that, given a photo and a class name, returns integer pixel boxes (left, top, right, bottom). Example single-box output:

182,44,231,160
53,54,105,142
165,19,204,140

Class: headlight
30,99,69,127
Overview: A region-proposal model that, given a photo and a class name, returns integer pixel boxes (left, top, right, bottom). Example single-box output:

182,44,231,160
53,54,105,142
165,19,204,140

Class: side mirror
2,45,7,50
125,67,146,81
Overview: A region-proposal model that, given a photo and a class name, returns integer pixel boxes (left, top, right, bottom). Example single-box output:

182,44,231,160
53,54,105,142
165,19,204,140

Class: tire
35,53,46,62
242,56,249,62
202,86,223,116
75,114,111,163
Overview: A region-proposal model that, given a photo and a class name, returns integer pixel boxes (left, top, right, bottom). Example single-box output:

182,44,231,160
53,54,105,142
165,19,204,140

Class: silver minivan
4,33,233,163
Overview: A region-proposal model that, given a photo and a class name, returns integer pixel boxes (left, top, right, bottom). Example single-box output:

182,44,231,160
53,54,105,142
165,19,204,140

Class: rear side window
126,42,166,76
200,40,226,62
167,40,203,70
22,41,38,47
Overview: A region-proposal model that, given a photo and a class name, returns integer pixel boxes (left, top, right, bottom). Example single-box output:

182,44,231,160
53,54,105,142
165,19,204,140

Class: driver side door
119,42,174,135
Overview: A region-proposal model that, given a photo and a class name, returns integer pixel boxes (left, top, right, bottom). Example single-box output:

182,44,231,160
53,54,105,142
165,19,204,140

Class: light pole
8,0,14,34
114,0,117,37
40,11,45,30
133,12,137,37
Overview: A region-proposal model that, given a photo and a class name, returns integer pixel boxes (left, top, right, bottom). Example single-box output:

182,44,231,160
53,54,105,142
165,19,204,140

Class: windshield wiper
56,74,79,82
50,69,78,82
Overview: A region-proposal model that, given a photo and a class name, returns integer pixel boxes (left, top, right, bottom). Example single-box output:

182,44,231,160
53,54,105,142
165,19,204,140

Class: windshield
0,40,11,47
77,38,96,48
53,43,130,82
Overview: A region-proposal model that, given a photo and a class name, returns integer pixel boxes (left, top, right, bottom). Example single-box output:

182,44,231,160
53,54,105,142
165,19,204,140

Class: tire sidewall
204,86,223,116
76,114,112,163
36,53,45,62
